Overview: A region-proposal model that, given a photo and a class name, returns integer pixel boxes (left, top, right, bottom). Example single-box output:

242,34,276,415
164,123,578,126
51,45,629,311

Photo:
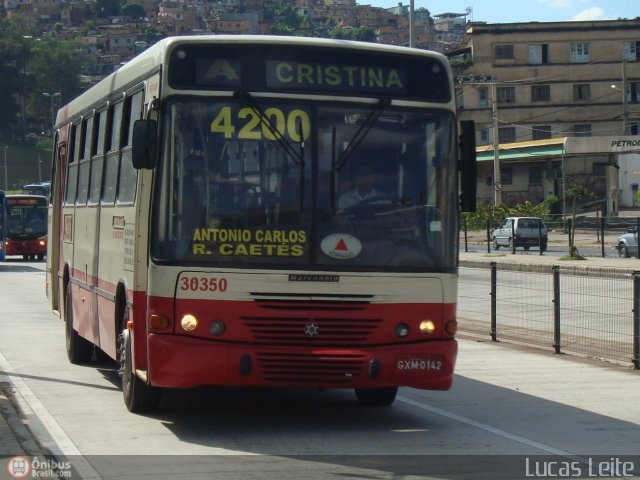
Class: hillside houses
1,0,454,77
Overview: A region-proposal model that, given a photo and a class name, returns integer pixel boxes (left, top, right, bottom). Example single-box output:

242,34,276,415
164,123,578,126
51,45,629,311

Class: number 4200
210,106,310,142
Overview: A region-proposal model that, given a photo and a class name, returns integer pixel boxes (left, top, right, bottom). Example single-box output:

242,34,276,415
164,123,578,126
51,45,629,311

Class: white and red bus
47,36,476,412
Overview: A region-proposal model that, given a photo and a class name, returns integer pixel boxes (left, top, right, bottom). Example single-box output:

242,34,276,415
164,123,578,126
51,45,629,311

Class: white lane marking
0,350,102,479
397,394,580,458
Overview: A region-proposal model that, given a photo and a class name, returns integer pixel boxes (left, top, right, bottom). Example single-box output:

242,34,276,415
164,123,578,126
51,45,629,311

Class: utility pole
409,0,415,48
457,74,501,205
3,146,7,191
622,60,627,134
491,82,501,205
43,92,61,133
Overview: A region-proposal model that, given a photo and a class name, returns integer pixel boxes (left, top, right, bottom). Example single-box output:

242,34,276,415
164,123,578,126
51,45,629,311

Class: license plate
396,356,443,372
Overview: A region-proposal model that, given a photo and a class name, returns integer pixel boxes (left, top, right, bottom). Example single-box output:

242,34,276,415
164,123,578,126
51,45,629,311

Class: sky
363,0,639,23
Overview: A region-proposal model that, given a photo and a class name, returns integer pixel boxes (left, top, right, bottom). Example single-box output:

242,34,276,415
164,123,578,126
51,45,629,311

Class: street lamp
42,92,61,132
3,146,7,191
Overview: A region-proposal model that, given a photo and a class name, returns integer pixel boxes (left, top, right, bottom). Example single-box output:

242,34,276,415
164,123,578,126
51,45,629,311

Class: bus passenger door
47,137,67,312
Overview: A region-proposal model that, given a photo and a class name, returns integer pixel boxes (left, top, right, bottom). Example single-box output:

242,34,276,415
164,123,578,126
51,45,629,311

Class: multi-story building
451,20,640,212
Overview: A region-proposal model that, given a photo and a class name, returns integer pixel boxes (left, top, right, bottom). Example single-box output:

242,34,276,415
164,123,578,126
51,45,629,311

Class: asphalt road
0,257,639,480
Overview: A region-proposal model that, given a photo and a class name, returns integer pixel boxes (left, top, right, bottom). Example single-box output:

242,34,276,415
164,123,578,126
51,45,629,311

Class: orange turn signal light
149,314,170,331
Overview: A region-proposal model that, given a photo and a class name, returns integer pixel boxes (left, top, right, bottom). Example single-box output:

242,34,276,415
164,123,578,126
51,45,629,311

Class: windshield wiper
234,90,306,211
233,90,304,167
330,97,391,213
333,97,391,172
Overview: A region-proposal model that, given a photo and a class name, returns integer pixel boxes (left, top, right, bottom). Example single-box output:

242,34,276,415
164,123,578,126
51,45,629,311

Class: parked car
492,216,548,252
615,228,638,258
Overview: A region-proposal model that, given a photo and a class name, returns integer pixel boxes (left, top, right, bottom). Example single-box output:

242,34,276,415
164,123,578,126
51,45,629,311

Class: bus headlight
180,314,198,332
419,320,436,335
444,320,458,335
395,323,410,338
209,320,226,336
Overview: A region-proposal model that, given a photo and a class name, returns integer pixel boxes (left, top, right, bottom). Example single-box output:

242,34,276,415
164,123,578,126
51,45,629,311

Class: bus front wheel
354,387,398,406
118,316,161,413
64,288,94,364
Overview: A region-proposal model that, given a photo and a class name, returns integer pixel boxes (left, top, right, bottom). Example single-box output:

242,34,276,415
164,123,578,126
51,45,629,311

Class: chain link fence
458,262,640,368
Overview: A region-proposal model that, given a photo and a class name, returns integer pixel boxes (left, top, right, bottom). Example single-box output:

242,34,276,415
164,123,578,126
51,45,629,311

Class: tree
27,38,84,128
0,16,38,140
94,0,121,18
330,26,377,42
122,3,145,20
566,184,588,258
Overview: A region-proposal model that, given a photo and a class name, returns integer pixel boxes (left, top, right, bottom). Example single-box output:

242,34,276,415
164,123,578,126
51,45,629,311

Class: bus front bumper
147,334,457,391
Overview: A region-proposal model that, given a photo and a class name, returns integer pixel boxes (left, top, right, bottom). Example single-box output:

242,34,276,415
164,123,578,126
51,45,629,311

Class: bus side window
89,108,107,205
102,101,123,205
76,115,94,206
65,123,81,205
118,90,143,205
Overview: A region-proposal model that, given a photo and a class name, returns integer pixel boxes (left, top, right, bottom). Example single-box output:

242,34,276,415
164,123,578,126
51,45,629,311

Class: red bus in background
6,195,48,261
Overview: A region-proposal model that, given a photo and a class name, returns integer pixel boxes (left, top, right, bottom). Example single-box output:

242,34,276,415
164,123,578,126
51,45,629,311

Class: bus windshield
7,196,48,239
151,97,457,271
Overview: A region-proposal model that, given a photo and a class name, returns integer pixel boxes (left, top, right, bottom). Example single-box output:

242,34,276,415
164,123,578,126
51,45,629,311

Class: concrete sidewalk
459,228,640,269
0,386,43,459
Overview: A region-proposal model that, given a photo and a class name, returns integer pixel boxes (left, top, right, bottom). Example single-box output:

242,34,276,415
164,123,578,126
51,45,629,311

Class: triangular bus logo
334,239,349,251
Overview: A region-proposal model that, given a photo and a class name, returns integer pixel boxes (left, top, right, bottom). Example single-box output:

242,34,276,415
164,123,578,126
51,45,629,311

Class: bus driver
338,163,388,209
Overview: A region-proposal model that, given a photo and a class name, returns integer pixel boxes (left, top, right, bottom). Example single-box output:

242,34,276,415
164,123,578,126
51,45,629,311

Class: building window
573,84,590,101
531,85,550,102
630,123,640,135
532,126,552,140
570,43,590,63
627,82,640,103
498,126,516,143
573,124,592,137
497,86,516,104
501,168,513,185
623,41,640,61
529,44,549,64
529,166,543,185
593,163,607,177
479,129,490,144
455,87,464,109
494,44,514,60
478,87,489,108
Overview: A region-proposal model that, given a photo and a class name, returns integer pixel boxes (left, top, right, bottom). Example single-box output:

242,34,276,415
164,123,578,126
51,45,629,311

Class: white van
492,216,548,252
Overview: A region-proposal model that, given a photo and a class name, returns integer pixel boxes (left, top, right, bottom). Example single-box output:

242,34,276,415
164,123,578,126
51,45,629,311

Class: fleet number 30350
180,276,228,292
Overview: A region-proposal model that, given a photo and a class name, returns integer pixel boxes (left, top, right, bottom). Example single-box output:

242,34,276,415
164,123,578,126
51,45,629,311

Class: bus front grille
255,351,367,384
241,316,382,346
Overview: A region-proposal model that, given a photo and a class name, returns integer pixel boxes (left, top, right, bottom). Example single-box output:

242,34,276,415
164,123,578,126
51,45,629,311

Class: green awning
476,138,567,162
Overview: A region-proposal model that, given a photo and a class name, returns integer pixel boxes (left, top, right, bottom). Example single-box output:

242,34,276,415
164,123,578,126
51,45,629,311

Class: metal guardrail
458,262,640,369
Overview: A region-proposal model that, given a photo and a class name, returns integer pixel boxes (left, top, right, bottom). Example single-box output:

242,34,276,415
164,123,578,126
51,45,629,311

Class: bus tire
118,316,161,413
64,287,94,364
354,387,398,406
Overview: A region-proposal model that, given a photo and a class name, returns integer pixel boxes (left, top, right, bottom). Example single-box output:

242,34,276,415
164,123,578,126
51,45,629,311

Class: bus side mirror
132,119,158,169
459,120,477,213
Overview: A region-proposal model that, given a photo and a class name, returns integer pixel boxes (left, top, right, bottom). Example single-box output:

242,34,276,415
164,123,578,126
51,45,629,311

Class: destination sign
265,61,407,95
169,43,450,101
